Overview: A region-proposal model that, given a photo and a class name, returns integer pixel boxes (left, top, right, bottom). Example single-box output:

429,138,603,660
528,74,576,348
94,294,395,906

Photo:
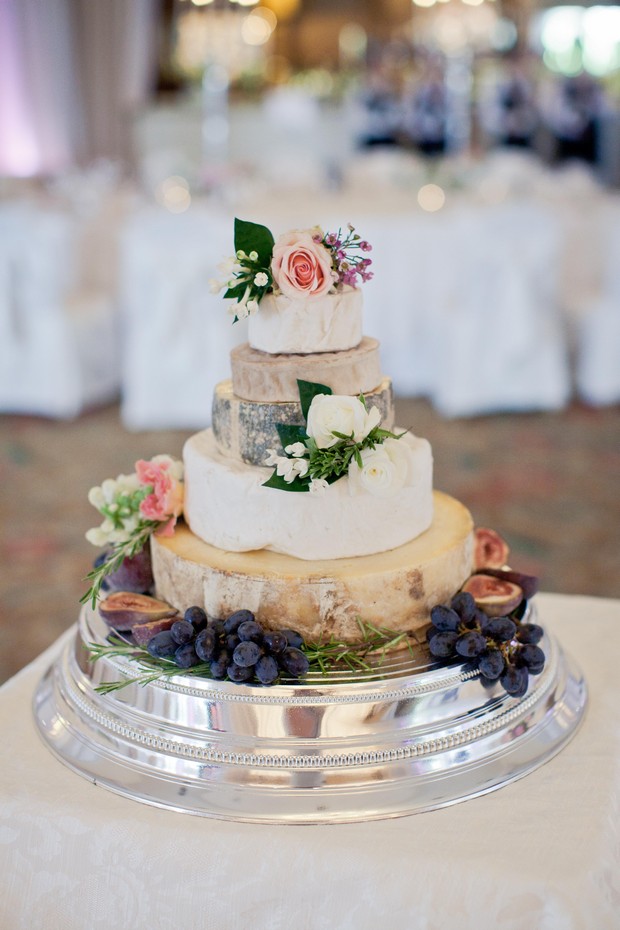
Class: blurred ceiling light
412,0,437,8
242,9,275,44
339,22,367,62
190,0,214,6
461,0,485,7
417,184,445,212
157,176,192,214
262,0,299,20
254,7,277,29
237,0,260,6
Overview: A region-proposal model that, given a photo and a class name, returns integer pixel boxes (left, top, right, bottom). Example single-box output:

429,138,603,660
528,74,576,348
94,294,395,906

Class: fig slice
476,567,539,601
473,527,510,570
132,615,179,646
99,591,178,631
462,574,523,618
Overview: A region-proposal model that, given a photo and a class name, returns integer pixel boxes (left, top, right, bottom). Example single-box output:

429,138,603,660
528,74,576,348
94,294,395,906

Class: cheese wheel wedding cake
34,217,587,824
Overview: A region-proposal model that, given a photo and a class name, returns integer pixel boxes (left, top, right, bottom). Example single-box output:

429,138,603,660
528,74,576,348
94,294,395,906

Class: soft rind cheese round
183,428,433,560
230,337,383,402
212,377,395,466
152,492,474,642
247,288,363,355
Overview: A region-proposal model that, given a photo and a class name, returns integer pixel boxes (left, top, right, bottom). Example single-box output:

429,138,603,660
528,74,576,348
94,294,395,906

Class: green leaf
223,282,247,300
262,471,310,492
298,379,333,421
275,424,307,450
234,218,275,265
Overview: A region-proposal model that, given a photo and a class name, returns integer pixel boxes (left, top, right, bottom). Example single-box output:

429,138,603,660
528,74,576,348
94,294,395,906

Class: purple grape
174,642,200,668
516,623,544,645
223,610,255,634
430,605,460,632
209,650,230,679
147,630,177,659
170,619,194,645
500,664,529,697
233,641,263,668
255,655,279,684
238,620,264,644
428,631,458,658
184,606,207,629
478,648,505,680
516,643,545,674
227,664,254,683
226,634,240,652
485,617,517,643
282,629,304,649
455,631,487,658
209,619,225,637
450,592,477,623
195,628,217,662
279,647,310,678
263,631,288,654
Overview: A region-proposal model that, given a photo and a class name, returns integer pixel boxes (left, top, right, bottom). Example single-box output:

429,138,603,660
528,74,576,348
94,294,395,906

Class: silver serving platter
33,603,587,824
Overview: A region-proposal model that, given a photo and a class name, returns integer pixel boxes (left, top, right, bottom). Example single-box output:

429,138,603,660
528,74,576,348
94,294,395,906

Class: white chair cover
576,207,620,406
0,201,120,418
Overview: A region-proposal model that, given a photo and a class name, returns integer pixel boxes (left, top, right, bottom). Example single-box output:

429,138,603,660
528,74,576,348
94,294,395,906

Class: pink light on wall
0,0,81,176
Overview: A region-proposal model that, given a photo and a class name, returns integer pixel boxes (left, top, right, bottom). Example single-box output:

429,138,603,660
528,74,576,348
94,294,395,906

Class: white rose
347,438,411,498
306,394,381,449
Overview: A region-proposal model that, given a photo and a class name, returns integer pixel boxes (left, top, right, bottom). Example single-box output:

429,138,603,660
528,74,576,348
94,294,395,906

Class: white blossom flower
209,278,223,294
347,438,411,498
264,449,279,467
291,458,309,478
246,299,259,315
284,442,307,458
85,526,108,547
87,486,106,510
306,394,382,449
275,457,297,481
309,477,329,495
254,271,269,287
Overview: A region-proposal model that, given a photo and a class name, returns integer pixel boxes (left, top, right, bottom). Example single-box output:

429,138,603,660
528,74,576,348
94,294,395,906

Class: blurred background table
1,593,618,930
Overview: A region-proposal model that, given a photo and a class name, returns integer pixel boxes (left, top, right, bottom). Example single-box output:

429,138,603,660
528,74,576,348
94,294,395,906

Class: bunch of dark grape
144,607,310,686
427,592,545,698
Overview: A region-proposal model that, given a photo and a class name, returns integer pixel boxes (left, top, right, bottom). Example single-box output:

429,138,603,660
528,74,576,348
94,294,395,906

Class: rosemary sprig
80,523,158,609
86,619,417,695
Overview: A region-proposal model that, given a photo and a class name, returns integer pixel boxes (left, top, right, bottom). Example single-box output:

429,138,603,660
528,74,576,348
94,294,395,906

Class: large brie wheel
248,288,362,355
183,428,433,560
152,492,474,643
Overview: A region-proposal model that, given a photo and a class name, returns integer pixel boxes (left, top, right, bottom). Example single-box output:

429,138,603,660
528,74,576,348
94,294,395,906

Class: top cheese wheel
247,288,363,355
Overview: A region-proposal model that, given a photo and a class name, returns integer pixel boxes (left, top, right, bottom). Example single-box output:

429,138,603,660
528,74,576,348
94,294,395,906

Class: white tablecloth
1,593,619,929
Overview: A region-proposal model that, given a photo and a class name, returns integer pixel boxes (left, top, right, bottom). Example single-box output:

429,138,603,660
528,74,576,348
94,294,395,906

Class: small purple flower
360,241,372,252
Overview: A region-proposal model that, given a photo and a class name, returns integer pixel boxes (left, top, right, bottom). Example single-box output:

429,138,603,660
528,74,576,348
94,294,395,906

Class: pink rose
135,458,184,536
271,231,336,300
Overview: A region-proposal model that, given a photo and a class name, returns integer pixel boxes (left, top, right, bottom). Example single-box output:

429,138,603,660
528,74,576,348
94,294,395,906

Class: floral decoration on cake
261,379,406,494
210,218,373,322
82,455,184,607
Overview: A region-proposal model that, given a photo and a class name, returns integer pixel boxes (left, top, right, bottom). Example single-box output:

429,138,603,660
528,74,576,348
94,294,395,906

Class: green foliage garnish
80,523,158,609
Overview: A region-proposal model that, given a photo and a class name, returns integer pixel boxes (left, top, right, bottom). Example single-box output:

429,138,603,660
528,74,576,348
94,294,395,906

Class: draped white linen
1,593,619,929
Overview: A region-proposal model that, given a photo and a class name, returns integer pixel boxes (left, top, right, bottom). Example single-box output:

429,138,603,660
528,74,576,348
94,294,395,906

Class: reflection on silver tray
33,604,587,824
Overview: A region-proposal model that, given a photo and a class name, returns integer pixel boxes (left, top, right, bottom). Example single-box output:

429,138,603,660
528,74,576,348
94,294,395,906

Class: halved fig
462,574,523,617
132,615,179,646
99,591,178,630
474,527,510,570
477,567,539,600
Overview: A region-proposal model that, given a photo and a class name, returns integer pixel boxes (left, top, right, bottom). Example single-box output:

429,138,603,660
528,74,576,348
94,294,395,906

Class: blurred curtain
0,0,161,176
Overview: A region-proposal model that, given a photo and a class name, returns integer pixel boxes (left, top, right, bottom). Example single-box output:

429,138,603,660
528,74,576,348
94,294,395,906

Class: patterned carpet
1,398,619,684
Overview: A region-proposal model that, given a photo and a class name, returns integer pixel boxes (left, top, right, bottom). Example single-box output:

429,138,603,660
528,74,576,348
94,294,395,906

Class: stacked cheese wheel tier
212,377,394,466
152,491,474,643
247,287,362,355
183,428,434,560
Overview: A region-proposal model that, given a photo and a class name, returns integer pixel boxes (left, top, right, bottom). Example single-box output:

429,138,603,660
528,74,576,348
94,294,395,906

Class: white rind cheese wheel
212,377,395,466
152,491,474,643
183,428,433,560
230,337,383,402
247,288,363,355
